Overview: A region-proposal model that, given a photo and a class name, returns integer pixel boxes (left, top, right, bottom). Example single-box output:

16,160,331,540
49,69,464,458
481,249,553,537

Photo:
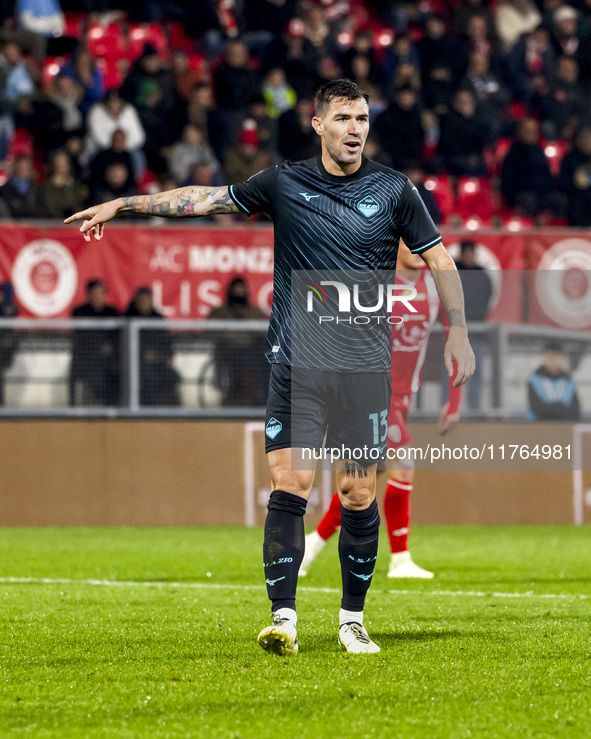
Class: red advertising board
0,224,589,327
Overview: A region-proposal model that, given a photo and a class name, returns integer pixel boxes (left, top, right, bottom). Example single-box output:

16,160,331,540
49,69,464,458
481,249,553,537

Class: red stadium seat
542,140,569,176
167,22,196,54
63,11,86,38
8,129,34,159
456,177,496,220
128,23,169,61
423,175,454,215
95,57,126,90
86,22,127,59
491,137,511,176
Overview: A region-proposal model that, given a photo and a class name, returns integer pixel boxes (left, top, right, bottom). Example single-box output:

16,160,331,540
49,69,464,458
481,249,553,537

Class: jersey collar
316,155,369,183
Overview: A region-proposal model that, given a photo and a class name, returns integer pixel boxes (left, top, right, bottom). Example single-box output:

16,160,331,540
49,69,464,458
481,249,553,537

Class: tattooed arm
420,243,476,387
64,186,240,242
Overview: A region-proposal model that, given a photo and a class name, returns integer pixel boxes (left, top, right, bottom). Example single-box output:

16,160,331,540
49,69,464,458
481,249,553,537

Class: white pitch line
0,577,588,600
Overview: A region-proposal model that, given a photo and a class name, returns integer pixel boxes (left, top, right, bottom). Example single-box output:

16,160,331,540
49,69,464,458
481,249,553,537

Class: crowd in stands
1,0,591,226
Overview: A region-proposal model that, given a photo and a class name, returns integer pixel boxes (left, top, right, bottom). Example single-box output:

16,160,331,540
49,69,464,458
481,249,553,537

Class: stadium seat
423,175,454,215
8,129,34,159
63,11,86,38
542,140,569,176
456,177,495,220
491,137,511,176
128,23,169,61
95,57,126,90
86,22,127,60
167,22,196,54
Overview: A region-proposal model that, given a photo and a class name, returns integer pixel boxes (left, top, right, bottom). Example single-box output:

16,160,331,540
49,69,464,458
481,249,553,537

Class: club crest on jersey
265,417,282,439
357,196,379,217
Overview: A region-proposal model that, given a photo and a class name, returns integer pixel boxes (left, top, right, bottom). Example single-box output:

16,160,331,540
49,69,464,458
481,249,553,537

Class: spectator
223,122,270,185
536,55,584,139
261,19,320,97
495,0,542,52
60,49,105,117
418,14,466,114
93,161,137,205
134,78,172,175
171,50,202,102
341,29,384,88
454,0,498,41
0,42,34,104
437,88,490,176
70,279,120,406
13,91,65,155
85,89,146,174
208,276,270,406
17,0,64,38
362,134,392,168
0,153,44,219
186,82,216,148
121,43,176,116
500,117,562,217
403,164,442,225
277,98,319,160
373,86,424,170
214,40,261,150
47,73,84,138
0,281,18,405
549,5,583,60
461,50,511,138
124,286,181,407
262,68,296,119
88,128,136,202
559,125,591,225
42,149,83,219
527,342,580,420
348,54,386,116
167,123,219,185
461,13,500,57
504,26,555,107
246,96,278,156
454,240,493,410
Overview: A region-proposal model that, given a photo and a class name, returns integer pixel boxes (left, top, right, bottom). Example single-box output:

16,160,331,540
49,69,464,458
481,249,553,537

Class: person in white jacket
495,0,542,52
85,89,146,175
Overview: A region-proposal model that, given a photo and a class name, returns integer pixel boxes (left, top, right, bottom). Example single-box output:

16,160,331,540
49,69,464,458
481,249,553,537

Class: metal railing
0,319,588,418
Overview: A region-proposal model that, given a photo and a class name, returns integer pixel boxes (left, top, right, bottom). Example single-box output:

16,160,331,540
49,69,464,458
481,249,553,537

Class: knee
339,484,374,511
271,470,313,499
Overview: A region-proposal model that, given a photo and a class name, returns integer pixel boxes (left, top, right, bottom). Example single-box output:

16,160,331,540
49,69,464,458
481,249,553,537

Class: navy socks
338,499,380,612
263,490,307,612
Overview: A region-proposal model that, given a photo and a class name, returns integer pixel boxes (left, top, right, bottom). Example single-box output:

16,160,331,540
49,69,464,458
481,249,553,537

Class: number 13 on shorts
369,409,389,446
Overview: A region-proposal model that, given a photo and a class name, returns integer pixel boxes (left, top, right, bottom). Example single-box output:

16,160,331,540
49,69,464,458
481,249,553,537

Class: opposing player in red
300,240,462,579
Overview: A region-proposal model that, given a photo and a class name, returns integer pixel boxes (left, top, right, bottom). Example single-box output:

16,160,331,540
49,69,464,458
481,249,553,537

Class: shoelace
345,623,371,644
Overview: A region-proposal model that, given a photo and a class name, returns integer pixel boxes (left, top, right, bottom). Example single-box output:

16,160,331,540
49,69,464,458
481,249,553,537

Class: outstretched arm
64,186,240,241
420,243,475,387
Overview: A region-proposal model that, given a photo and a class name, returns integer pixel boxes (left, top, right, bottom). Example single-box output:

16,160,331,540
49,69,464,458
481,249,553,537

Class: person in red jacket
300,240,463,579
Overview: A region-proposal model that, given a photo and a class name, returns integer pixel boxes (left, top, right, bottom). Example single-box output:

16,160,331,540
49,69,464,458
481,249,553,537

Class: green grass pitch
1,526,590,738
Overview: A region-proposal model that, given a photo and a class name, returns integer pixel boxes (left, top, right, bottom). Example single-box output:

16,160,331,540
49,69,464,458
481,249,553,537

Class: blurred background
0,0,590,528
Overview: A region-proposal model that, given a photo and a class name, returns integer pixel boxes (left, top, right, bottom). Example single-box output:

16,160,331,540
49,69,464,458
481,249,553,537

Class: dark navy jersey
229,155,441,372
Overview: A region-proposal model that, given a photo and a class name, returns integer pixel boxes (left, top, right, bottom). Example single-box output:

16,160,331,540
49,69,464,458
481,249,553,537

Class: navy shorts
264,364,391,465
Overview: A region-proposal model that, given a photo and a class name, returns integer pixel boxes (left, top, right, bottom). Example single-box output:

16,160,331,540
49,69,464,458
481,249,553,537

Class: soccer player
300,241,462,579
65,79,475,655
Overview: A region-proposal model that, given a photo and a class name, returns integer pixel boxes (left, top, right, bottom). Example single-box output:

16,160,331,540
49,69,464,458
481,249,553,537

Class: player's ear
311,116,323,136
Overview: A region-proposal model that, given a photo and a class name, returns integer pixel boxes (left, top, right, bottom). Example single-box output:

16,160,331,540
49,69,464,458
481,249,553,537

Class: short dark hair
86,279,105,292
314,79,369,117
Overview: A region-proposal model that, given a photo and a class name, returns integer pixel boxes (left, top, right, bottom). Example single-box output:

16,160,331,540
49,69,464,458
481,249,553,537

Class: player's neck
321,150,363,177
